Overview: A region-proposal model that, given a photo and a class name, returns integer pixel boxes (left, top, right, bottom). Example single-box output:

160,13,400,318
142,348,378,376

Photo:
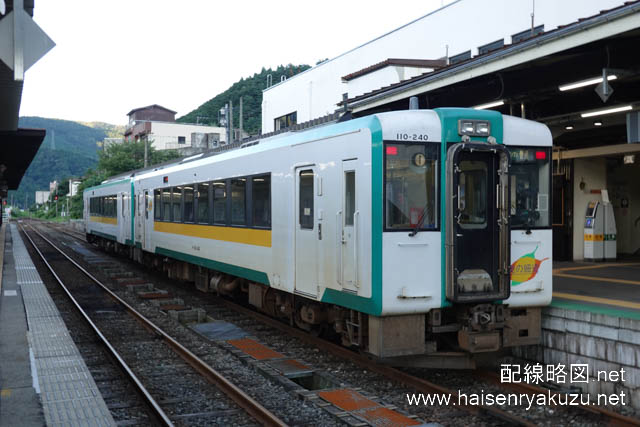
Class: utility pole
239,97,243,142
219,105,229,144
229,100,234,144
144,137,148,168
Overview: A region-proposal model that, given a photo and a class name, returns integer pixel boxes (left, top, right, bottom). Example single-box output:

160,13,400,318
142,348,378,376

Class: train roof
87,109,551,191
130,113,385,182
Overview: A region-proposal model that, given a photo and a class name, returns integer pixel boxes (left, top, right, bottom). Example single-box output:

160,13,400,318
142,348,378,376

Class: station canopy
344,1,640,156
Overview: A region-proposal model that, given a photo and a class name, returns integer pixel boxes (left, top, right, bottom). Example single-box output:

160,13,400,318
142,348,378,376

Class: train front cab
374,109,552,363
439,109,552,356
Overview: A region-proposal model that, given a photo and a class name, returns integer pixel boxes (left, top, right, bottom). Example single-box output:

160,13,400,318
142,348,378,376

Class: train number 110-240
396,133,429,141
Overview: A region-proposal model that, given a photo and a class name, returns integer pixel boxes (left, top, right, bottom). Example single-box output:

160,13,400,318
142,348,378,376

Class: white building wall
148,122,226,150
69,180,81,197
35,191,50,205
262,0,626,133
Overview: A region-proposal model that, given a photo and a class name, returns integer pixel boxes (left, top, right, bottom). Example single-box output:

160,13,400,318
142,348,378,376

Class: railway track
34,220,640,426
20,223,286,427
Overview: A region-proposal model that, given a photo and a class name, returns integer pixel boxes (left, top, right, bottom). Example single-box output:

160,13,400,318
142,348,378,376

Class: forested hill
178,64,310,135
10,117,110,206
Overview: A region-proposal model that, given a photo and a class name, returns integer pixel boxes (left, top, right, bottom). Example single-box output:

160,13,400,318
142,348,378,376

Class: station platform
0,223,116,426
552,259,640,319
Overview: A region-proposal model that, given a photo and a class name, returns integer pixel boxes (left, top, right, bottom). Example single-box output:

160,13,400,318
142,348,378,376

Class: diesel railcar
84,108,552,364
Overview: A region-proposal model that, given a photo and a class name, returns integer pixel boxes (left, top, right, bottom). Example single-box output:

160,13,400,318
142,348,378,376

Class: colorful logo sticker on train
510,246,549,285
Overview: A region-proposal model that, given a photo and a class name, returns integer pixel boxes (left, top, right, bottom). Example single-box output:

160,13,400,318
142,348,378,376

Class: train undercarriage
89,236,541,368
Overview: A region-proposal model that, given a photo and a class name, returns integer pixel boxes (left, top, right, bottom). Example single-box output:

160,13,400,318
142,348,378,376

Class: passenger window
154,190,161,220
162,188,171,221
384,143,438,230
299,170,314,230
458,160,487,229
184,185,194,223
231,178,246,225
509,148,551,228
252,175,271,228
172,186,183,222
197,182,210,224
344,171,355,226
213,180,226,225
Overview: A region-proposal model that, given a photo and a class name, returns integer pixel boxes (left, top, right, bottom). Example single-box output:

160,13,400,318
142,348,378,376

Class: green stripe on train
155,247,270,285
84,178,131,192
551,299,640,321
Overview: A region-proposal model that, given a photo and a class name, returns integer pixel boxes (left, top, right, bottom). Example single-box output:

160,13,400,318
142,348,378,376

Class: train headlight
458,119,491,137
475,121,490,135
460,121,475,135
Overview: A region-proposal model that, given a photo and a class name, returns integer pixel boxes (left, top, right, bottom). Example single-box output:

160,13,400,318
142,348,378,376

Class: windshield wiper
409,204,429,237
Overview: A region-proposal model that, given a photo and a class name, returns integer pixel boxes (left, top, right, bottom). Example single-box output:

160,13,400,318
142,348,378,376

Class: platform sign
0,0,55,81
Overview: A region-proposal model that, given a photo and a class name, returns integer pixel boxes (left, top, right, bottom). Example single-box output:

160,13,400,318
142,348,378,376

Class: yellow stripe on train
153,221,271,247
89,215,118,225
584,234,604,241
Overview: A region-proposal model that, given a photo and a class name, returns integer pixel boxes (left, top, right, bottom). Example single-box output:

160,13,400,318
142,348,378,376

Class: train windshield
509,147,551,229
384,142,439,230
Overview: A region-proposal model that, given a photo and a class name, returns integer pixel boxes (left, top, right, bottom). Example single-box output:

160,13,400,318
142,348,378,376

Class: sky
18,0,455,125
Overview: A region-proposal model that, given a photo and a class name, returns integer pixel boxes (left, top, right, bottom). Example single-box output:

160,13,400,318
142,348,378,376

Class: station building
125,104,227,154
262,0,640,261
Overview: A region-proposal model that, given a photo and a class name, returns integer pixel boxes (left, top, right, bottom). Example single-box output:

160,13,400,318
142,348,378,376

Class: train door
135,190,144,248
143,190,151,250
341,160,358,291
446,143,510,302
295,166,318,297
118,192,125,242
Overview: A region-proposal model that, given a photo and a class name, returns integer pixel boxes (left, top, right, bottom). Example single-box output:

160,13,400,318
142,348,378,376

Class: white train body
85,109,553,358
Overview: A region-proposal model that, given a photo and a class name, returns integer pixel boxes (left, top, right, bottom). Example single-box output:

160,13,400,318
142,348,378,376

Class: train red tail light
535,151,546,160
386,146,398,156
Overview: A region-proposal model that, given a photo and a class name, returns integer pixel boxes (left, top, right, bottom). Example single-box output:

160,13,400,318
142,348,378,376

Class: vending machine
584,201,603,261
583,192,617,261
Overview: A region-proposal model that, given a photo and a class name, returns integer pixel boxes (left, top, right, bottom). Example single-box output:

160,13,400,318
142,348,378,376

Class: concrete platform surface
0,223,116,426
552,259,640,319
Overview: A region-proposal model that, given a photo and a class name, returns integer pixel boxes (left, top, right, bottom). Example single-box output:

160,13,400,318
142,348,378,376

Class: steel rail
20,224,174,427
473,370,640,427
212,297,535,426
216,296,640,426
27,223,287,427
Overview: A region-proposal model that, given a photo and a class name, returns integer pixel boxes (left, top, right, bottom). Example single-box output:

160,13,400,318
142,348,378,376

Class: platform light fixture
559,75,617,91
580,105,632,118
473,100,504,110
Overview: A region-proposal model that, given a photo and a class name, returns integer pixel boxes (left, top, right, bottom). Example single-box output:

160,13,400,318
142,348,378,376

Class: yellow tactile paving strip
553,262,640,273
553,272,640,286
0,223,5,293
553,262,640,311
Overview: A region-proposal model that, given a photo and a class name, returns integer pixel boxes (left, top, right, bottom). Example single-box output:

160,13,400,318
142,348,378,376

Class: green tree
178,64,311,134
69,141,181,219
